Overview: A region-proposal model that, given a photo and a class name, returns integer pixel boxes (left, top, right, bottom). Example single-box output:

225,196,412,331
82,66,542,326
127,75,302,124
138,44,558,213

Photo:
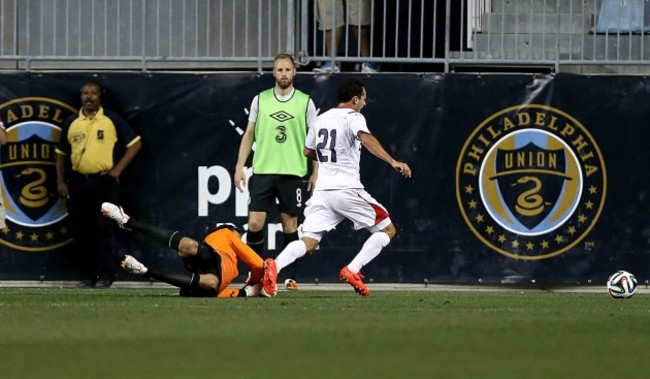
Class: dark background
0,72,648,285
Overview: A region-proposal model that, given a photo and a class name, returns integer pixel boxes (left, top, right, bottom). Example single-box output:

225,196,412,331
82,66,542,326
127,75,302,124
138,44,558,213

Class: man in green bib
234,54,318,291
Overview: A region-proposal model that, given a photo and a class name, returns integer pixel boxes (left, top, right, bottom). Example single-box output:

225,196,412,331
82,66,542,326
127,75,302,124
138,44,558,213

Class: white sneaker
101,202,130,229
361,62,378,73
313,62,340,73
121,255,148,275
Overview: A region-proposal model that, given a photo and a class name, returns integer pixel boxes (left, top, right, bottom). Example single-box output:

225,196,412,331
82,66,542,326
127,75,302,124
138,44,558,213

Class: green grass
0,288,648,379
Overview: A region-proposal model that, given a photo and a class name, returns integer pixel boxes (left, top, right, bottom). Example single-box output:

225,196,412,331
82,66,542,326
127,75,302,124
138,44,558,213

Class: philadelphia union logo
0,98,77,251
456,104,606,260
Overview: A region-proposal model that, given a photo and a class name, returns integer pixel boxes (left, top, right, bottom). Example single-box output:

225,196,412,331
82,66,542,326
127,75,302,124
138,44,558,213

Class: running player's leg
336,188,394,272
262,191,341,296
275,190,341,273
279,213,299,282
275,235,320,273
280,228,300,289
261,235,320,297
347,223,394,273
334,189,394,295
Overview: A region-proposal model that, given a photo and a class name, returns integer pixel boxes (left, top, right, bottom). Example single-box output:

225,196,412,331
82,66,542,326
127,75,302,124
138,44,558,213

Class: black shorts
182,242,222,286
248,174,307,215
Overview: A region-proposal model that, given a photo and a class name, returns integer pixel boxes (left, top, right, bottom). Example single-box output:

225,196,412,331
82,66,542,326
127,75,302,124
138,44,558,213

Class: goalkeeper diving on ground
101,202,264,298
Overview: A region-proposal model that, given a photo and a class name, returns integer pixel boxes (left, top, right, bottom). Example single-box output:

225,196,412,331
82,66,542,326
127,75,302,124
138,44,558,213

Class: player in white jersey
261,78,412,297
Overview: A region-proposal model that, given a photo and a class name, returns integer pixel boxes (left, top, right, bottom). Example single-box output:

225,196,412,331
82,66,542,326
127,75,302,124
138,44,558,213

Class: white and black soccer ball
607,270,638,299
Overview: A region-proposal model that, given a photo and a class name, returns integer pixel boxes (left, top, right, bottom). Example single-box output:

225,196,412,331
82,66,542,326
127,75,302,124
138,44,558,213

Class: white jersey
306,107,370,190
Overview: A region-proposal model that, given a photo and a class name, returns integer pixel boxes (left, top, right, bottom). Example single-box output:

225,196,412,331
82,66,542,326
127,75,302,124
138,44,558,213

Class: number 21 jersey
305,107,371,190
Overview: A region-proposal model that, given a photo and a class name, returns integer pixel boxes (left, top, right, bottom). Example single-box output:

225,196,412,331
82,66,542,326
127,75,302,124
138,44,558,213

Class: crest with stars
456,104,606,260
1,98,77,252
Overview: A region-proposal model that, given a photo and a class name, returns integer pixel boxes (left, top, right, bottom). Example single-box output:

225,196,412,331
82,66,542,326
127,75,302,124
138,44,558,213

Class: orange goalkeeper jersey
202,228,264,296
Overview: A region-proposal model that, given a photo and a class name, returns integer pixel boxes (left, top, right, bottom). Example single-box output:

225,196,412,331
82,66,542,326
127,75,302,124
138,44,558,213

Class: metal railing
0,0,649,73
0,0,297,71
456,0,650,73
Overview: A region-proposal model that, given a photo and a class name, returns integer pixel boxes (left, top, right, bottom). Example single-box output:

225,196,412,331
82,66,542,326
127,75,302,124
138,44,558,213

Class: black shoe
76,280,96,289
94,280,113,289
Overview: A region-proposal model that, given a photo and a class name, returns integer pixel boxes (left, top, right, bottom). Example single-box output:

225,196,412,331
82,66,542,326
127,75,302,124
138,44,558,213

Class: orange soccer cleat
284,279,298,291
339,266,370,296
261,258,278,297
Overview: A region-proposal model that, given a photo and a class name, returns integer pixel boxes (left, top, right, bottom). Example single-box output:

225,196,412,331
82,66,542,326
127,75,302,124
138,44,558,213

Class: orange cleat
339,266,370,296
284,279,298,291
261,258,278,297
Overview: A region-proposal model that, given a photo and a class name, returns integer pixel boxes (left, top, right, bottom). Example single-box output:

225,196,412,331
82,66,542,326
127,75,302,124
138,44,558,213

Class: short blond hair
274,53,296,68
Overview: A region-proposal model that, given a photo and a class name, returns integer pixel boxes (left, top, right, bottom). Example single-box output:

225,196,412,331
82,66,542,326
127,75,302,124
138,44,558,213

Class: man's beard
276,78,293,90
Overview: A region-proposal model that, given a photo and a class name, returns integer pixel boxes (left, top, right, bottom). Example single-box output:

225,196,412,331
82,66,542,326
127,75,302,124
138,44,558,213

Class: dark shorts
180,242,222,297
248,174,307,215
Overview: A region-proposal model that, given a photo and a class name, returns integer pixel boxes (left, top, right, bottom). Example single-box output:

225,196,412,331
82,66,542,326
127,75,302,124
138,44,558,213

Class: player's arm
304,147,317,161
359,132,412,178
234,120,256,192
235,96,260,192
55,118,72,199
304,123,319,161
308,159,319,192
305,99,319,191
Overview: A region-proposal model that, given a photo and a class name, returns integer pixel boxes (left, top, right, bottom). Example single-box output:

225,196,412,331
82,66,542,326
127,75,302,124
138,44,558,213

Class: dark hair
80,80,105,99
274,53,296,68
337,78,365,103
206,223,244,236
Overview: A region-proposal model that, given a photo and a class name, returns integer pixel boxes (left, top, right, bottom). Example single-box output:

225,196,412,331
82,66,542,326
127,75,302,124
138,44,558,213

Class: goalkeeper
101,202,263,298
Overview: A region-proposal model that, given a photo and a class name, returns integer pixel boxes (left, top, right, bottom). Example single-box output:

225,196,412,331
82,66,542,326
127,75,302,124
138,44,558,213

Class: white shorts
301,188,391,241
316,0,372,31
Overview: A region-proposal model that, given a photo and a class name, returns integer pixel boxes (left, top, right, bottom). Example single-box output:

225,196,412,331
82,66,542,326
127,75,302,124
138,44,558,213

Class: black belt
72,171,108,179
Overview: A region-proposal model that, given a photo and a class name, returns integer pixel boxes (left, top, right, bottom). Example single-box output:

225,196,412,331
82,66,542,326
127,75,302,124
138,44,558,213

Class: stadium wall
0,72,647,284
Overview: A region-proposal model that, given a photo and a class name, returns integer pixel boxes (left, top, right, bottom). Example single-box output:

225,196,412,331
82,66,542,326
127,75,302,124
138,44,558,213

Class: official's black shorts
248,174,307,215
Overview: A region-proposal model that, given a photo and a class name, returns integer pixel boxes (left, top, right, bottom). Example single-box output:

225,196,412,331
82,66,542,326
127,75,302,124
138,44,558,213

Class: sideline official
55,81,142,289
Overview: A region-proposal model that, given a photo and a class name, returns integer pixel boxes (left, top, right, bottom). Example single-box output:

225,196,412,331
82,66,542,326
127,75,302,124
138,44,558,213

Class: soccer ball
607,270,638,299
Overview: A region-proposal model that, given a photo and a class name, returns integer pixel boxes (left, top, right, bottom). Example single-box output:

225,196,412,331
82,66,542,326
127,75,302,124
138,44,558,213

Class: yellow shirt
55,107,140,174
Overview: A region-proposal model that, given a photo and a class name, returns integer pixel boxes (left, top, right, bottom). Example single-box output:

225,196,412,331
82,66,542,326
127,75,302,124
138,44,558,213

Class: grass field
0,287,648,379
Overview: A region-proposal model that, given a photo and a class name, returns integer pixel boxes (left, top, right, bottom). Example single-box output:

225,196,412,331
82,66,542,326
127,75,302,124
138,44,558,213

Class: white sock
275,240,307,273
348,232,391,273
